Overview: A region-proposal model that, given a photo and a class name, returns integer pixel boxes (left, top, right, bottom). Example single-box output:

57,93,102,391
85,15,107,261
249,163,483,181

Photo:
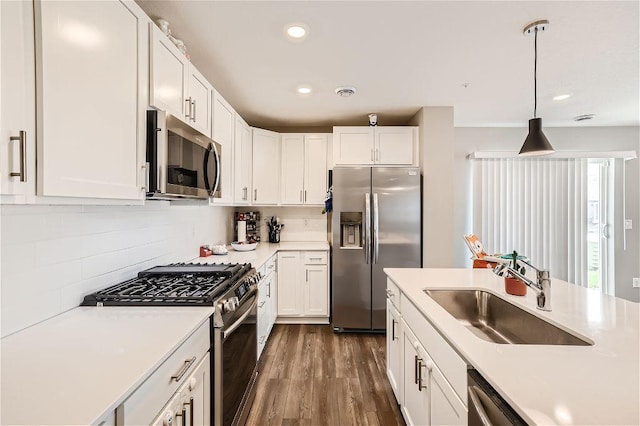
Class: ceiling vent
574,114,595,122
335,86,357,97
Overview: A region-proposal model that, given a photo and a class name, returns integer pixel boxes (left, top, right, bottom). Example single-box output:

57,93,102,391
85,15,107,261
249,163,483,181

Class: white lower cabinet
386,300,402,401
119,321,210,425
388,279,468,426
277,251,329,322
257,262,276,358
402,323,430,426
430,361,467,426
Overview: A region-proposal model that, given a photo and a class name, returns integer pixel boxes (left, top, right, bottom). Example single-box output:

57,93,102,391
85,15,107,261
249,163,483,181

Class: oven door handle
223,298,258,339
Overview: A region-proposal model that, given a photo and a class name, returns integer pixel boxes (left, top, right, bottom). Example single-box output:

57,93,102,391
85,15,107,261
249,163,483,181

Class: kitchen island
384,268,640,425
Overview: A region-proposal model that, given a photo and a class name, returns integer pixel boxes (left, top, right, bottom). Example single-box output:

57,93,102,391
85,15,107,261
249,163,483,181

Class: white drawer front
303,251,328,265
122,320,210,425
401,294,467,404
386,278,400,309
266,255,277,274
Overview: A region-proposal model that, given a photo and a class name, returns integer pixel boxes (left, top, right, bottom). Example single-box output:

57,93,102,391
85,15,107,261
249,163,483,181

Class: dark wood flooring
246,324,405,426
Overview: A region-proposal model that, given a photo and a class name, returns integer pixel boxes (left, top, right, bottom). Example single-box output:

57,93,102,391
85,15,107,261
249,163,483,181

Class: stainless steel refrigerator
331,167,422,332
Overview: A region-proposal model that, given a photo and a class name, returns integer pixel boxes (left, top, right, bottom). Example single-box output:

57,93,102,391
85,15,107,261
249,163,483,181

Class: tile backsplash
0,203,233,337
238,206,328,242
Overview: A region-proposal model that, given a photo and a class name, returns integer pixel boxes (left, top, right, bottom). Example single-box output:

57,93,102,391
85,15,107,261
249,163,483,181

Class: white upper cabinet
332,127,374,165
150,25,212,137
187,66,212,136
281,134,328,205
211,90,235,204
333,126,417,166
280,134,305,204
34,0,148,200
0,0,36,201
233,114,252,205
149,25,187,119
252,128,280,205
304,135,329,204
375,126,416,165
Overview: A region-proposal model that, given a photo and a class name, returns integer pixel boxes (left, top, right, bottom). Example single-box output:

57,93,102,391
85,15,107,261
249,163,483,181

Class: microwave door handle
203,143,212,194
212,142,221,195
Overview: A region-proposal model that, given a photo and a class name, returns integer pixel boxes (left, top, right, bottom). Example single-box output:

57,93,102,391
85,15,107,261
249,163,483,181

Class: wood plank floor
246,324,405,426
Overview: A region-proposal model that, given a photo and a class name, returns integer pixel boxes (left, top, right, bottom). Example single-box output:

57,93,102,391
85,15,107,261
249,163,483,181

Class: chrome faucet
493,260,552,311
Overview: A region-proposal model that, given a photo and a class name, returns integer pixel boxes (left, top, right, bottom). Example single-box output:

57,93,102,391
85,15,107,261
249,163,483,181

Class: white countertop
0,306,213,425
192,241,329,268
0,241,329,425
384,268,640,425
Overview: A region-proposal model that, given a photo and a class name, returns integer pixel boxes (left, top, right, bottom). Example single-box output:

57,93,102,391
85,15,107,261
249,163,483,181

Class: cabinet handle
375,149,379,162
386,288,394,298
371,148,374,162
309,257,322,261
304,190,307,203
175,407,186,425
9,130,26,182
391,319,396,341
182,398,193,426
141,162,150,191
306,270,309,282
417,358,427,391
267,281,271,297
191,100,196,122
259,301,266,308
414,355,419,384
243,187,247,200
171,356,196,382
254,189,257,201
185,98,192,118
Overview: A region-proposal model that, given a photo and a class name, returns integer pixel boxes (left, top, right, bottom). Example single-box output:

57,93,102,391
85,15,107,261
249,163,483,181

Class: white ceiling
135,1,639,129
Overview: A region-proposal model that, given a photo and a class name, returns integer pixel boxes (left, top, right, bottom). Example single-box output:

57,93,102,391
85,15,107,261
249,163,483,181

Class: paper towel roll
237,220,247,242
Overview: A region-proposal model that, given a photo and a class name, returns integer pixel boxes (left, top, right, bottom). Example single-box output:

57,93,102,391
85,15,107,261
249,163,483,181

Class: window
472,157,614,293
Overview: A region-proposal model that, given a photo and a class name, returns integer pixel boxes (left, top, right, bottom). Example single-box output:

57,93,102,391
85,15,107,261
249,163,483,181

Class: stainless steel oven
214,284,258,426
146,110,221,200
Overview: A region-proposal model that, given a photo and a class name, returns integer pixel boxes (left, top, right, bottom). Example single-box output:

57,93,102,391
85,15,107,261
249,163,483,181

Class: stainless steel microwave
146,110,221,200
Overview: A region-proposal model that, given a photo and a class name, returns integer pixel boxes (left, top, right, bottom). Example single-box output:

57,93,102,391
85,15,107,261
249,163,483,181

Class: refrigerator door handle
373,193,379,264
365,192,371,264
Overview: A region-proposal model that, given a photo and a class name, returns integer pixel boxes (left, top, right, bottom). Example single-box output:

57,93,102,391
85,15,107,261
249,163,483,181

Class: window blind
475,157,590,286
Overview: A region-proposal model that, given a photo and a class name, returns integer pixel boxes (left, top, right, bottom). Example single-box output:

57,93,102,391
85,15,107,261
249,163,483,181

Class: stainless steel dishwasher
468,369,528,426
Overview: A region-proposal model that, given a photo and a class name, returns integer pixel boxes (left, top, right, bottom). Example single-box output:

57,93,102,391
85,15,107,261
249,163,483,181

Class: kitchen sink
424,289,593,346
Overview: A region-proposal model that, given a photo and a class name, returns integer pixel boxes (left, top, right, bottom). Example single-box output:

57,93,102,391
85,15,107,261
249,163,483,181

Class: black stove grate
81,263,252,306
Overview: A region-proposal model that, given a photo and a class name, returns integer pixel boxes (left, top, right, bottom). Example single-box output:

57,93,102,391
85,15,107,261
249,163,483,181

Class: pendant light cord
534,27,538,118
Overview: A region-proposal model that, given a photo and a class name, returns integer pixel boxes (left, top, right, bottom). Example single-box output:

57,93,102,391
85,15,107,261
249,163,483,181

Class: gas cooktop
81,263,252,306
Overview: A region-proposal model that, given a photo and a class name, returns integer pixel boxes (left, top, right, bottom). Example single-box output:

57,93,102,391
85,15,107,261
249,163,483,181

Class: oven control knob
223,296,239,313
162,409,174,426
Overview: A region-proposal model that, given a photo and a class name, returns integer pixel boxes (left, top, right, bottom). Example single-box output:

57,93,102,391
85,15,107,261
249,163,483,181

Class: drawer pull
309,257,323,261
171,356,196,382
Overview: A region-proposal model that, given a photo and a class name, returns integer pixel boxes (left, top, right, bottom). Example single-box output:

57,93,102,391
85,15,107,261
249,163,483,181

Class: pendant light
519,20,555,156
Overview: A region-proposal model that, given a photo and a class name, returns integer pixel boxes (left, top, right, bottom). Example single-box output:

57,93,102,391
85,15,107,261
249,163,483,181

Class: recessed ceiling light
285,23,309,40
553,94,572,101
335,86,357,97
296,85,312,94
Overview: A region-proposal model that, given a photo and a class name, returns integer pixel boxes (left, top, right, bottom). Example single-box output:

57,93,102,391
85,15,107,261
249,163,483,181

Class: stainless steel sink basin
424,289,593,346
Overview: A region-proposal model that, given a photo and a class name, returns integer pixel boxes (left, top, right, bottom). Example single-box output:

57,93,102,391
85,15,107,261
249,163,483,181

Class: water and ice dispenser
340,212,362,248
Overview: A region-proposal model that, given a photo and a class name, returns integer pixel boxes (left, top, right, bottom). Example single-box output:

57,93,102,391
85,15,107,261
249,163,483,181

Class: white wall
410,107,455,267
454,126,640,302
236,206,328,243
0,203,234,337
